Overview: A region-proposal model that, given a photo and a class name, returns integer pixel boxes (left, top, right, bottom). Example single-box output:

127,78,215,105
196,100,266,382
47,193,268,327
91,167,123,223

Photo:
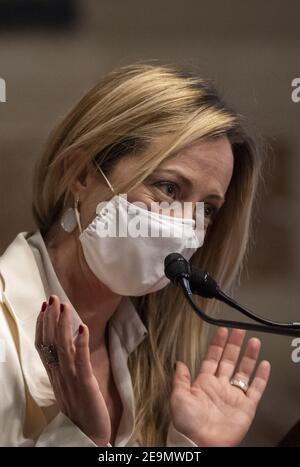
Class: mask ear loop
75,165,116,235
96,165,116,195
74,196,82,234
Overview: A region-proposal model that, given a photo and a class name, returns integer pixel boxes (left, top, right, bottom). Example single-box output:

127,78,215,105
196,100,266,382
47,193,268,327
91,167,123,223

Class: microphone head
190,266,219,298
164,253,191,285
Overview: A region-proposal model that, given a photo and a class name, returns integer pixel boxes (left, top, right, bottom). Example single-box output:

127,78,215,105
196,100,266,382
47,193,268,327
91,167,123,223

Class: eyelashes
152,181,179,199
204,205,219,224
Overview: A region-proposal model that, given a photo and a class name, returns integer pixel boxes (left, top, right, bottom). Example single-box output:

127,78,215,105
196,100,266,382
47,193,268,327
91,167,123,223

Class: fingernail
79,324,84,334
41,301,47,312
60,303,64,313
49,296,54,306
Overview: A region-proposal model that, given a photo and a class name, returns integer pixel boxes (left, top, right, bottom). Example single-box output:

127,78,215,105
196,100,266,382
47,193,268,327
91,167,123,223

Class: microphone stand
179,278,300,338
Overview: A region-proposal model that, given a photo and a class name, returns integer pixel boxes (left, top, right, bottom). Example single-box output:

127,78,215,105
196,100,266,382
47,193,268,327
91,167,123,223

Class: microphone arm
190,266,300,329
182,282,300,338
164,253,300,338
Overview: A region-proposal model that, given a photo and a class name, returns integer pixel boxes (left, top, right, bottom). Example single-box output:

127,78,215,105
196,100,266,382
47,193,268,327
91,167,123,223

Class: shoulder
1,231,35,262
0,231,37,285
0,231,45,319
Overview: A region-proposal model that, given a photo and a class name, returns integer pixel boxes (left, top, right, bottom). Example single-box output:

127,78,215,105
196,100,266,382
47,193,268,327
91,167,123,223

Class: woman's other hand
35,295,111,446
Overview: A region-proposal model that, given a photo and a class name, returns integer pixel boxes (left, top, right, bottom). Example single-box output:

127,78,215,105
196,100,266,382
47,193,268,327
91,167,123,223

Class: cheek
81,203,97,230
80,190,103,228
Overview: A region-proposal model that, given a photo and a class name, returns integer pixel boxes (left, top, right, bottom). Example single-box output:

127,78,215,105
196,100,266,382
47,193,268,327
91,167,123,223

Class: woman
0,63,270,447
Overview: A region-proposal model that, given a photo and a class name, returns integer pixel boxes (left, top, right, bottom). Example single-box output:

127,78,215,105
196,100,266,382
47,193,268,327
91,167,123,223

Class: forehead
163,136,233,168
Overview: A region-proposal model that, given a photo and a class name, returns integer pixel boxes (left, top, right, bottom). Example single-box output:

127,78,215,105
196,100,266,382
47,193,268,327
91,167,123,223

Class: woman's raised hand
170,327,271,447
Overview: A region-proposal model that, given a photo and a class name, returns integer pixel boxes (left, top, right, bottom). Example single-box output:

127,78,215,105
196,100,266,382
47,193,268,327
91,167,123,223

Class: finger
74,324,94,381
247,360,271,405
233,337,261,386
198,327,229,375
35,300,58,384
36,300,65,408
216,328,246,379
172,361,192,393
35,301,47,350
56,302,76,376
43,295,60,345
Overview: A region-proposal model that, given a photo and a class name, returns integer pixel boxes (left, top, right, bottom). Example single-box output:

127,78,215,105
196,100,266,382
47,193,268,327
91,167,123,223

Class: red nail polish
41,301,47,312
79,325,84,334
60,303,64,313
49,296,54,306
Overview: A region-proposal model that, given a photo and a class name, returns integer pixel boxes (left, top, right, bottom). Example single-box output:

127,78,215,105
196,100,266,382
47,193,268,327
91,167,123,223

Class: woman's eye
153,181,179,199
204,204,218,221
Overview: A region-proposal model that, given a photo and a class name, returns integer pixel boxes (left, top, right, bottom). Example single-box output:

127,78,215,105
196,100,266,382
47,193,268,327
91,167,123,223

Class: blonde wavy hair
32,63,262,446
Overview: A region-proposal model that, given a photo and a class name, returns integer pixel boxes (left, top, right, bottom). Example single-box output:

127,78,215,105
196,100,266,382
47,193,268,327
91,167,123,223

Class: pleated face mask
78,169,204,296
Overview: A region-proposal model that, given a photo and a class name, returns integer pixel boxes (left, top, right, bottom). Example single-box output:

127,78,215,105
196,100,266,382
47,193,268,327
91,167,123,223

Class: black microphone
164,253,192,293
164,253,300,337
189,267,219,299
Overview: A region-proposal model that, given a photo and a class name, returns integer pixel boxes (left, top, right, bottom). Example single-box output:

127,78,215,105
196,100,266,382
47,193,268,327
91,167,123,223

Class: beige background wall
0,0,300,446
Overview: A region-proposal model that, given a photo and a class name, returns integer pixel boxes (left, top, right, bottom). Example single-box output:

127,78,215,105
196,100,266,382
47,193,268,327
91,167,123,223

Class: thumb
173,361,192,392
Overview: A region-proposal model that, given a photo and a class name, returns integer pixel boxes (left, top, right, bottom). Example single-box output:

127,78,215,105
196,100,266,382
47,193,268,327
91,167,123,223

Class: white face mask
77,171,204,296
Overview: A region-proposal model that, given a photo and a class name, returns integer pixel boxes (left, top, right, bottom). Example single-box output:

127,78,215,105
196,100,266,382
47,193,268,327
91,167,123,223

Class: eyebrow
152,168,226,202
